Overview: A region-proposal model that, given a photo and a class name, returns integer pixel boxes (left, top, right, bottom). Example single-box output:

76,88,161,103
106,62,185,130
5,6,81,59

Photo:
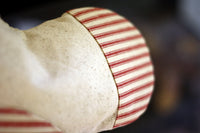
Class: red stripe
88,19,128,31
0,108,29,115
117,104,148,119
81,12,117,23
68,7,154,129
105,43,146,58
94,27,136,39
119,81,154,99
73,8,103,17
117,71,153,89
113,117,139,128
100,34,142,48
119,92,152,110
109,53,149,68
0,121,52,127
113,61,152,78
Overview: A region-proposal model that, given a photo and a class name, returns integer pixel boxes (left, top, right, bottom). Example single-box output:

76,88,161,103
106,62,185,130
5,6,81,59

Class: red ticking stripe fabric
0,108,62,133
68,7,154,129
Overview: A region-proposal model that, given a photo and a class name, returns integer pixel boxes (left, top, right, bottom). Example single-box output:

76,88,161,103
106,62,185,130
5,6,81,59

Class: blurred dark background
1,0,199,133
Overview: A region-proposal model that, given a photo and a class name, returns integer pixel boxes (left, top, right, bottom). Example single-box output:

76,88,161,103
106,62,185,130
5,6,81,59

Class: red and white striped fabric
0,108,62,133
0,7,154,132
68,7,154,129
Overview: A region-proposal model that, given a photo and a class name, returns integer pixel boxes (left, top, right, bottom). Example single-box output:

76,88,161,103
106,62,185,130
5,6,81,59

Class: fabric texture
0,9,118,133
67,7,154,129
0,7,154,133
0,108,62,133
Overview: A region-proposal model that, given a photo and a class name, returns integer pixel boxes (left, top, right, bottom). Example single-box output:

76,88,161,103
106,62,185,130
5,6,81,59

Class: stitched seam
67,10,120,128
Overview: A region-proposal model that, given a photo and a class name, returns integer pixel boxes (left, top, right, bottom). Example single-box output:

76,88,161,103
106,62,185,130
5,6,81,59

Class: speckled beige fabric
0,13,118,133
0,7,154,133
